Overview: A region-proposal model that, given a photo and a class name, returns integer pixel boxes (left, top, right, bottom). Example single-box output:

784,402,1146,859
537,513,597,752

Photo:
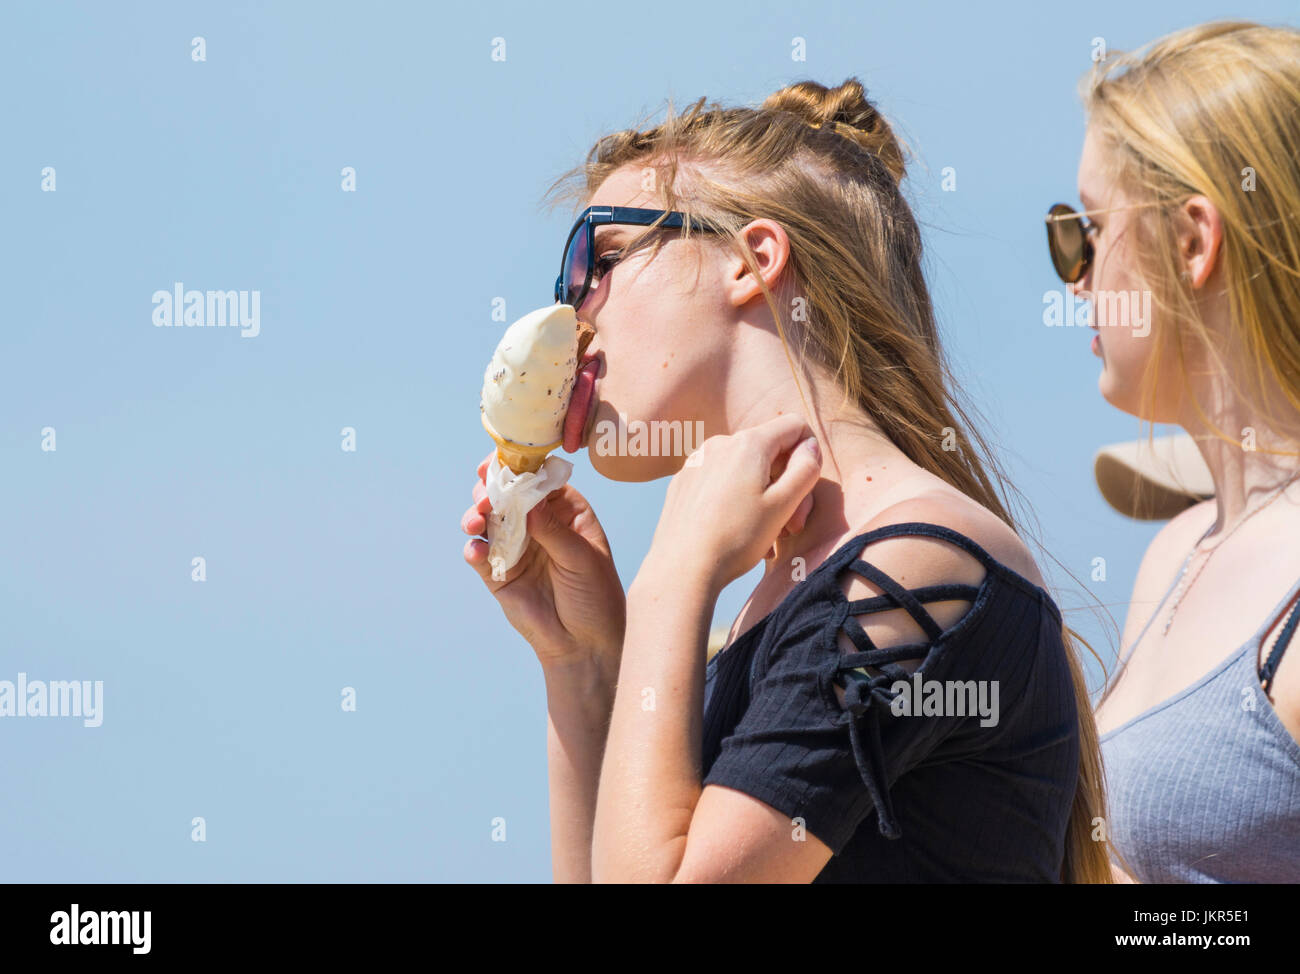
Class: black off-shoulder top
701,521,1079,883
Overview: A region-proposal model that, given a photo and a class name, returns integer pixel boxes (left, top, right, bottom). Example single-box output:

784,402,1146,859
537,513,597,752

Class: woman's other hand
643,414,822,595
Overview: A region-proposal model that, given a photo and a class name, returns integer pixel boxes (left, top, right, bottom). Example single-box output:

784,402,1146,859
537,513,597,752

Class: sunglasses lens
562,224,590,307
1047,203,1086,283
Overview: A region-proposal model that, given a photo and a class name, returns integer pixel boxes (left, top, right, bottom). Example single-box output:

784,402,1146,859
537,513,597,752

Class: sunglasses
555,205,729,310
1045,197,1178,284
1044,203,1099,284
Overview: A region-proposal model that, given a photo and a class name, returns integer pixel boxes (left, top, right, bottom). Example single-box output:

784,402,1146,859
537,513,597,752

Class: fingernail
803,437,821,462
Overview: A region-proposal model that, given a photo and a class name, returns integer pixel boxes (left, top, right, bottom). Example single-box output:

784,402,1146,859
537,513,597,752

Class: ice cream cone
576,319,595,360
481,412,559,474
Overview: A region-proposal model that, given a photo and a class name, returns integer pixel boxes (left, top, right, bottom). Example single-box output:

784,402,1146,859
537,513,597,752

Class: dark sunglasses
1044,203,1097,284
555,205,729,309
1045,198,1172,283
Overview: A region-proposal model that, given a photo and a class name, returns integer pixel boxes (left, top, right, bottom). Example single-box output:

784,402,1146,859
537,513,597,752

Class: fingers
464,535,488,563
743,414,820,520
464,452,520,588
524,496,588,567
465,456,602,584
764,435,822,520
464,466,494,536
462,503,486,536
463,535,523,588
464,529,533,590
751,413,815,467
463,536,493,583
782,489,815,536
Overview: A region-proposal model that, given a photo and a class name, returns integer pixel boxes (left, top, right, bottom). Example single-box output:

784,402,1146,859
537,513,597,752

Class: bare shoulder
1104,498,1216,677
824,490,1037,693
1122,499,1217,629
1138,498,1217,579
848,490,1046,593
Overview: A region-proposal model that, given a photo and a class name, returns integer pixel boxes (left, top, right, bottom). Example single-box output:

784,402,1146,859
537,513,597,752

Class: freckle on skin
866,476,872,482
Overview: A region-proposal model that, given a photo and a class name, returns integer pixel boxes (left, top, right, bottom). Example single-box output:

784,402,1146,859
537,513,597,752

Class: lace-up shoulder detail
700,519,1072,870
827,526,988,838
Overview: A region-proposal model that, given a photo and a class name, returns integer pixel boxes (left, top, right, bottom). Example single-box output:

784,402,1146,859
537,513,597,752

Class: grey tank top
1098,548,1300,883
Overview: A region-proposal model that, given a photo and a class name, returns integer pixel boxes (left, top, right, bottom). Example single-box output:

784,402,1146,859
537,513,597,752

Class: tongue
563,360,599,453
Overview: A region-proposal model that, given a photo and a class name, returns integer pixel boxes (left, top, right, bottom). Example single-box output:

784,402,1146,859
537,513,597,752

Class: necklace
1161,471,1300,636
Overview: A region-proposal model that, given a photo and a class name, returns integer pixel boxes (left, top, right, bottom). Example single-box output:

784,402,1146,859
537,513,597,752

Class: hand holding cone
478,304,595,578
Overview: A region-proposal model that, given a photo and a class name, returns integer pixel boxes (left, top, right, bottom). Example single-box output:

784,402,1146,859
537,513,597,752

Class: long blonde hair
1080,21,1300,458
543,78,1112,882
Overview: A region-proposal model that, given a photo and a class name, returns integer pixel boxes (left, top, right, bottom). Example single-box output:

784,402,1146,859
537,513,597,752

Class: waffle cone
576,319,596,360
481,412,559,474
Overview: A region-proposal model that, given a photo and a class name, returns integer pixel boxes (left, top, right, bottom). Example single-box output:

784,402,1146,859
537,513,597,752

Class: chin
1098,371,1141,418
589,449,682,483
583,402,692,482
1098,369,1179,423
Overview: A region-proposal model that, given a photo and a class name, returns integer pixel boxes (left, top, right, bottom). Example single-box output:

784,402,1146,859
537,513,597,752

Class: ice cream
478,303,595,580
481,304,587,471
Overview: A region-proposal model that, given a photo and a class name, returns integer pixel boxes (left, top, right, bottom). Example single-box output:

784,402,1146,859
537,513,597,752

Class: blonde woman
1046,21,1300,881
463,80,1110,882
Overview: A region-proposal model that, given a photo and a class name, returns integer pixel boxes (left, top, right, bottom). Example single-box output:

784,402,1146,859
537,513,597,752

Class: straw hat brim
1094,433,1215,521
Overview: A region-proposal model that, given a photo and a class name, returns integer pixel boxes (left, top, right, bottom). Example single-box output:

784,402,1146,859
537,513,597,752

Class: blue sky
3,0,1293,881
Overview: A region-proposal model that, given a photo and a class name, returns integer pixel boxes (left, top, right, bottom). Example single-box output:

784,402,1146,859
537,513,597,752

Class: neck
1179,382,1300,533
1171,292,1300,531
726,381,916,573
717,322,927,572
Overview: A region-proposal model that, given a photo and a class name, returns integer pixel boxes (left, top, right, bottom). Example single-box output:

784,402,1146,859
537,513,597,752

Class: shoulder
801,491,1046,714
1121,498,1216,635
1137,498,1216,578
819,492,1043,674
845,490,1044,594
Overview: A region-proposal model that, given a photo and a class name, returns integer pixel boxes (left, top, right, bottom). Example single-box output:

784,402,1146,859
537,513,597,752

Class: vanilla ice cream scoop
481,304,581,450
477,303,594,580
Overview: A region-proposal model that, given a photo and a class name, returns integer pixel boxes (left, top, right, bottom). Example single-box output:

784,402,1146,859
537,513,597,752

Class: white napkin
483,453,573,581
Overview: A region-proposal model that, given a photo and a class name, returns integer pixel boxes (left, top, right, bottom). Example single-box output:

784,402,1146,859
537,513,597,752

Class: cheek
597,339,714,437
617,262,719,367
598,250,727,416
1106,325,1154,374
1089,238,1151,334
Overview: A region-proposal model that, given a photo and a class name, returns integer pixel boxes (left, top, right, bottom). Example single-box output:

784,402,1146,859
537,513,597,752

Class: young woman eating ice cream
461,79,1111,882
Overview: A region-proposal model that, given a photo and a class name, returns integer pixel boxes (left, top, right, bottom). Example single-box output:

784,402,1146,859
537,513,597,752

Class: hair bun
761,78,907,182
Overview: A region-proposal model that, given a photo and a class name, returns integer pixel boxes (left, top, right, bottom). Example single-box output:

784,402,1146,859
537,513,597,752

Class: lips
563,353,600,453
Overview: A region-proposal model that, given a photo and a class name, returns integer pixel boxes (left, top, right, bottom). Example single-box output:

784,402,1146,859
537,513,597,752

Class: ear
1177,195,1223,289
724,218,792,308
